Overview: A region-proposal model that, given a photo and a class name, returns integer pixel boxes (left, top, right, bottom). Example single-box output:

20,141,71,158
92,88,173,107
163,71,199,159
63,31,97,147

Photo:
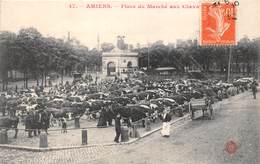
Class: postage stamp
225,140,238,155
201,3,237,45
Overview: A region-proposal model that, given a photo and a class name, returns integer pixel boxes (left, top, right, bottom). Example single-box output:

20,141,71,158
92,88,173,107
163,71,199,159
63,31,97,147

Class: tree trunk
23,71,26,89
235,55,239,73
44,73,47,87
36,78,39,86
247,60,250,76
3,71,8,91
61,69,64,84
41,73,44,87
206,57,210,72
25,71,28,89
5,81,8,90
243,64,246,76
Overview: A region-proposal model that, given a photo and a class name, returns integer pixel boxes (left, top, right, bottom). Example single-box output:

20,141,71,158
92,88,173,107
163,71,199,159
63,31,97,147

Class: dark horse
98,104,148,127
0,116,19,138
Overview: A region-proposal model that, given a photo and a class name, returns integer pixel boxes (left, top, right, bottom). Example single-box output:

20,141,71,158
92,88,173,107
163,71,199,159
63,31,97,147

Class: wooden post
39,133,48,148
82,129,88,145
0,129,8,144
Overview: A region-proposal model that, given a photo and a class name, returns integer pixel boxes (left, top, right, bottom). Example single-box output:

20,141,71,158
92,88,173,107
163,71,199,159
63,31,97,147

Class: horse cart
188,97,213,120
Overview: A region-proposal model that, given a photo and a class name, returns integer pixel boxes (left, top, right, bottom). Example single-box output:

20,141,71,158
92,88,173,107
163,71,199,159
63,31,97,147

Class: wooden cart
188,98,213,120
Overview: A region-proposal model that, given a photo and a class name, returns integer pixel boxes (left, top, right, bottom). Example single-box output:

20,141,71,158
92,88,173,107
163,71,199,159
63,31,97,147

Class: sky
1,0,260,49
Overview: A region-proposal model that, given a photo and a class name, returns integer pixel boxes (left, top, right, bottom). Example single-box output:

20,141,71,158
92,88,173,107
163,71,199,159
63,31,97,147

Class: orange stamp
225,140,238,155
201,3,237,45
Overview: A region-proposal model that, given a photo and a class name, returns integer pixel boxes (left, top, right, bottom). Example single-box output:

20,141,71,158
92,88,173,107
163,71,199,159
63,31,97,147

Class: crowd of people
0,74,258,140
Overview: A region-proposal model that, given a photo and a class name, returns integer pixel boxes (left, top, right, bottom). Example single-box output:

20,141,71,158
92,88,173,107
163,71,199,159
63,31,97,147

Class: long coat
41,111,50,130
162,113,171,122
97,109,107,127
114,116,121,132
252,82,257,93
25,114,33,130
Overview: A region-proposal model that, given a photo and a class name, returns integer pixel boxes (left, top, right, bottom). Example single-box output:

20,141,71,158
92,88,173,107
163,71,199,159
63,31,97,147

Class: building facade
102,48,138,76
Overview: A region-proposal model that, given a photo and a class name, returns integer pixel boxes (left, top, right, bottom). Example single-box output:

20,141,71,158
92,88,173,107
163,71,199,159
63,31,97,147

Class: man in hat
25,112,33,138
252,80,258,99
40,109,50,135
114,113,122,143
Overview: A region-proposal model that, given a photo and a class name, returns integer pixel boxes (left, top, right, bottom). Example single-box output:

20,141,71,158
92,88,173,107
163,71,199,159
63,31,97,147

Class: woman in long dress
161,108,171,137
97,108,107,127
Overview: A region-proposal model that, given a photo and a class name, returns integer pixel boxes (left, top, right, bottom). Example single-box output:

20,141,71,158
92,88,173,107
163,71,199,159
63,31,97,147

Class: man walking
114,113,122,143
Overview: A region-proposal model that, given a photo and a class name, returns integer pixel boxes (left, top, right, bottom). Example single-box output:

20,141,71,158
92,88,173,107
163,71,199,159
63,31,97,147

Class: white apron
161,122,170,136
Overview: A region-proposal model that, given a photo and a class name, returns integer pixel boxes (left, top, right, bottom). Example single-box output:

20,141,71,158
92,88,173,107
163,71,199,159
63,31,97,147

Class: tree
101,42,115,52
16,27,44,88
0,31,17,90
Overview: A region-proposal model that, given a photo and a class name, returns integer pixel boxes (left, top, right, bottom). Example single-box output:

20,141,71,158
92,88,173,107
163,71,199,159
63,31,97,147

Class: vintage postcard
0,0,259,164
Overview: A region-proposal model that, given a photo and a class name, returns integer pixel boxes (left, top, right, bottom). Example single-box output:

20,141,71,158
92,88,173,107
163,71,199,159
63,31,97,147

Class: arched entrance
127,61,133,72
127,61,132,68
107,62,116,76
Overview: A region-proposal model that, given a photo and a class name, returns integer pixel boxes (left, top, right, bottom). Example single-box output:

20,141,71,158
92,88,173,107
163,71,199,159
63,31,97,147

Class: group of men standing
25,105,50,137
97,106,114,127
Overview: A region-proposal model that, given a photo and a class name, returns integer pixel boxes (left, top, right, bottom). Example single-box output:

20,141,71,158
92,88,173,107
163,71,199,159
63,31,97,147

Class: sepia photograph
0,0,259,163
